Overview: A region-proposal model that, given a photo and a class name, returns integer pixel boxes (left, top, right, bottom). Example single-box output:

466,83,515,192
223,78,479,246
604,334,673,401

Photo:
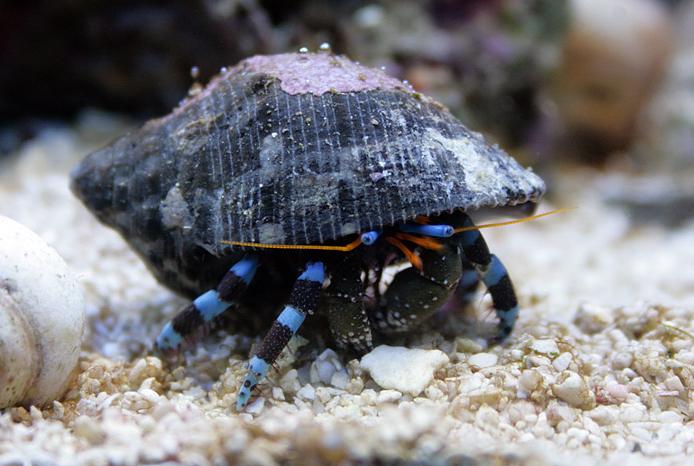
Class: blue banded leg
450,258,480,309
455,214,519,342
375,244,462,334
236,262,325,410
155,256,259,351
322,255,373,354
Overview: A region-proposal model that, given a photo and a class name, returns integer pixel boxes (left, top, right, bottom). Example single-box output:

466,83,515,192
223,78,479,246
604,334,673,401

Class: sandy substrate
0,116,692,465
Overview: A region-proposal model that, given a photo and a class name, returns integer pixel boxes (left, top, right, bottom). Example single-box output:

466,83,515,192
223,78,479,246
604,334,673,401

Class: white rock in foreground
468,352,498,369
360,345,449,396
552,371,596,410
0,216,85,408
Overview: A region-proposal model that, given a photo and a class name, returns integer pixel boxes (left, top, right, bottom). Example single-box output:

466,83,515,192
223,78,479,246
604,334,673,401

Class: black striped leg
236,262,324,410
455,214,519,343
449,257,481,310
322,255,373,354
155,255,259,352
375,244,462,334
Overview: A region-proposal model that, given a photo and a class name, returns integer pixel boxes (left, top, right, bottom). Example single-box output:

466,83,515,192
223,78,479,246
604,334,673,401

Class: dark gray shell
71,52,545,296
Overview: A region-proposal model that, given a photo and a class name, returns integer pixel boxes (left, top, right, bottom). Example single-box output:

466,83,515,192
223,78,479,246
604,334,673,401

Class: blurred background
1,0,693,220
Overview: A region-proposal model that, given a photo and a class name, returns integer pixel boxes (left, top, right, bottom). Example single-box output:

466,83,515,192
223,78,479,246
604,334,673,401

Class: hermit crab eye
360,230,380,245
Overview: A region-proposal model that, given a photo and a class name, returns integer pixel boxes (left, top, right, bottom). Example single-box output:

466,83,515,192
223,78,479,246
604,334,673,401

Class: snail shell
71,52,545,297
0,216,85,408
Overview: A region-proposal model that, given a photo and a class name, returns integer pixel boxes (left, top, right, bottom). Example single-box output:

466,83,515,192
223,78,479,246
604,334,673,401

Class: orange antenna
454,208,572,234
394,232,444,251
221,208,571,252
221,236,363,252
386,236,423,271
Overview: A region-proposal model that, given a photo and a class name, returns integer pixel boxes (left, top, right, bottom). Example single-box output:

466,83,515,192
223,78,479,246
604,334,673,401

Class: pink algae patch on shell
240,53,406,96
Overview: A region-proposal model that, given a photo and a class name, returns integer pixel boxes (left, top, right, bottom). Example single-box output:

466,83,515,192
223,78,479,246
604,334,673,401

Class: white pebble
664,375,684,392
573,303,613,334
376,389,402,404
245,397,265,414
360,345,449,396
611,352,633,370
530,339,560,356
313,360,336,385
586,406,617,425
658,411,682,423
552,371,595,409
552,352,573,372
606,383,629,402
519,370,543,392
297,384,316,401
330,369,349,390
468,352,498,369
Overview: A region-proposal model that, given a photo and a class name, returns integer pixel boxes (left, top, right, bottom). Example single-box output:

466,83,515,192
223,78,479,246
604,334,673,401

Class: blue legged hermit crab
71,51,545,409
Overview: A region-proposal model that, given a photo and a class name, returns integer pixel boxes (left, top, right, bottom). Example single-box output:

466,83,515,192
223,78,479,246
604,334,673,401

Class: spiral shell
71,52,545,296
0,216,85,408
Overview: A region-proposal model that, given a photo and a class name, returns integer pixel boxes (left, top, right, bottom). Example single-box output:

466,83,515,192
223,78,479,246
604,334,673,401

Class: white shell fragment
467,352,499,370
530,339,560,356
552,371,596,410
360,345,449,396
0,216,85,408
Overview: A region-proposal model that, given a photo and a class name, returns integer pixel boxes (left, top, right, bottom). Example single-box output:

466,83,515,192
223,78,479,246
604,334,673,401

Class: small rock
312,360,336,385
658,411,682,423
467,353,498,370
519,370,543,393
573,303,613,334
245,397,265,414
530,339,560,356
455,337,484,353
606,383,629,403
611,352,633,370
271,387,285,401
360,345,449,396
279,369,301,394
552,371,596,410
664,375,684,392
376,389,402,404
586,406,617,425
297,384,316,401
552,352,573,372
330,369,349,390
675,351,694,365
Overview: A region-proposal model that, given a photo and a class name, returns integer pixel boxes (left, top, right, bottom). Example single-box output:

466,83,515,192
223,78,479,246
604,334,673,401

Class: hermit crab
71,49,545,409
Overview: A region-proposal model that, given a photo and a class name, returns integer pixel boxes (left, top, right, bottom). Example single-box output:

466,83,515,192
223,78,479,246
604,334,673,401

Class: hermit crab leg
155,255,260,351
447,258,481,310
375,242,463,333
236,261,325,410
322,254,374,354
452,214,519,342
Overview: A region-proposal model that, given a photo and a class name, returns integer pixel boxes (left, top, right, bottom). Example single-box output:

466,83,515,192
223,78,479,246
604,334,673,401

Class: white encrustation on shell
360,345,449,396
0,216,85,408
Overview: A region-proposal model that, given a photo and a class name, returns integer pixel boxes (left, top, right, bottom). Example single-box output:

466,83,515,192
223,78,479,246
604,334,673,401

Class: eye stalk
360,231,380,246
399,224,454,238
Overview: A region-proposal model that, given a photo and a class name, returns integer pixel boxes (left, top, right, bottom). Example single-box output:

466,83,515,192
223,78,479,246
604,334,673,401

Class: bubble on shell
298,46,309,54
190,66,200,80
319,42,332,52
